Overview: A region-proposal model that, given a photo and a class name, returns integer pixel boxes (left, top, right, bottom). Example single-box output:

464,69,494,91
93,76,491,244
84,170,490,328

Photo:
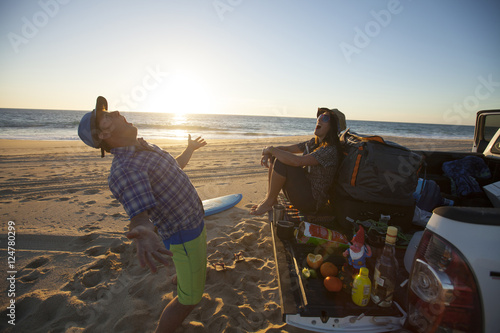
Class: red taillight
408,230,483,333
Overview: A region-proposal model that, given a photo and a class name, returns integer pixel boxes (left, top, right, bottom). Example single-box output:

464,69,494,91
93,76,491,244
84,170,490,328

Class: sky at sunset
1,0,499,125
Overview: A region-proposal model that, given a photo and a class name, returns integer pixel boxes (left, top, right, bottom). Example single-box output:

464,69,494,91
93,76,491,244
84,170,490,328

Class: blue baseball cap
78,96,108,148
78,96,108,156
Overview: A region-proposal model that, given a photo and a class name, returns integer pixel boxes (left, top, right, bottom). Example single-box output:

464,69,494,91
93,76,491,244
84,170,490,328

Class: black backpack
334,130,423,206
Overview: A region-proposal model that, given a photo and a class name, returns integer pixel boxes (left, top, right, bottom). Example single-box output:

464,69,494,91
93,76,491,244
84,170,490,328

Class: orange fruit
324,276,342,292
306,253,323,269
320,262,338,277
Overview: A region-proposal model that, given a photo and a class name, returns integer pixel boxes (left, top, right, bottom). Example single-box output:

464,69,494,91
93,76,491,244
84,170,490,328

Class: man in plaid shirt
78,96,207,333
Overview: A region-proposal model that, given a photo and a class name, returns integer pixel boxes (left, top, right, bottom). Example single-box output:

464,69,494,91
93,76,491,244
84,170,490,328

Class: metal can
272,204,285,225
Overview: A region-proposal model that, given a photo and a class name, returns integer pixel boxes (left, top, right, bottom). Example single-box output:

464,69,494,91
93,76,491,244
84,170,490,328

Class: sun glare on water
148,72,214,116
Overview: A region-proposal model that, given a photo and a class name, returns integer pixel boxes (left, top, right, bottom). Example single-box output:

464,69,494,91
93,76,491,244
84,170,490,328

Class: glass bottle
371,226,398,307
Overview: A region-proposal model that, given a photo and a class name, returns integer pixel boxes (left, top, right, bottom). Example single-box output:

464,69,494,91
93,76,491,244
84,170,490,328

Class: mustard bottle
352,267,371,306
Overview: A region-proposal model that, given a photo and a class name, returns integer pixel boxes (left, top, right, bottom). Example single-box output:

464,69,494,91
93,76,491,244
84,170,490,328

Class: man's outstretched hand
126,225,172,273
188,134,207,151
175,134,207,169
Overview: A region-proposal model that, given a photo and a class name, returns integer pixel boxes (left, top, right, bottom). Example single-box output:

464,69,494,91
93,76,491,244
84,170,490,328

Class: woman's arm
275,144,303,154
264,146,319,167
260,144,303,167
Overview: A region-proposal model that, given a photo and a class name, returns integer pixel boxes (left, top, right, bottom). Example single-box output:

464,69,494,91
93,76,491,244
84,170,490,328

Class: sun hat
78,96,108,156
317,107,346,133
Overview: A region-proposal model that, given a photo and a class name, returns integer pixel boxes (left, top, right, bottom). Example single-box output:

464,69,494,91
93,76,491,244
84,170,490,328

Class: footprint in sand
74,233,100,247
25,256,50,269
79,223,102,232
97,213,109,221
83,189,100,195
110,241,127,254
19,257,51,283
20,269,46,283
0,189,15,195
81,269,102,288
78,284,109,301
198,297,224,322
63,262,102,293
85,245,107,257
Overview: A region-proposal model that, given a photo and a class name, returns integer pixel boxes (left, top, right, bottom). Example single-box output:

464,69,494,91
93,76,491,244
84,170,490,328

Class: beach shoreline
0,134,473,154
0,135,472,332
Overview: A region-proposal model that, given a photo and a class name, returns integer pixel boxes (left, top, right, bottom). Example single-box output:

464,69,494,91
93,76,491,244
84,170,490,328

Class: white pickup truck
271,110,500,333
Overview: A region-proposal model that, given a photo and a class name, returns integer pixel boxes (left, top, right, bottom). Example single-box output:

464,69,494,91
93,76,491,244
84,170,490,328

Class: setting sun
147,72,214,115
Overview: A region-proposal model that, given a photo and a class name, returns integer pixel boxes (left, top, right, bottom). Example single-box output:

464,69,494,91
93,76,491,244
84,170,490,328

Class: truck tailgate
271,217,408,332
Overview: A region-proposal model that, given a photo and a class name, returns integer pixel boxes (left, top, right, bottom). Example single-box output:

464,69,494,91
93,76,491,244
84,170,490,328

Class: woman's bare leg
250,166,285,215
251,163,275,210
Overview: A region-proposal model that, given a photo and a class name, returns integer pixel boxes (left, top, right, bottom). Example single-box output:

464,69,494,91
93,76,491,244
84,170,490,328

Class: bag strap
350,146,364,186
341,129,386,144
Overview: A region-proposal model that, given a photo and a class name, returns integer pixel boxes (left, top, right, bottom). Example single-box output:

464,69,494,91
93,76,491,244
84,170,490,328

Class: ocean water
0,108,475,141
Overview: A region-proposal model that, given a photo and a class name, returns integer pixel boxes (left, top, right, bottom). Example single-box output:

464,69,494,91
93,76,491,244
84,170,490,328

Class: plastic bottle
371,226,399,307
352,267,371,306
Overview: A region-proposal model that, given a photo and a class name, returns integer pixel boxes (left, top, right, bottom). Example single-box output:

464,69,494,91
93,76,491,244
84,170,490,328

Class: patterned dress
297,138,339,211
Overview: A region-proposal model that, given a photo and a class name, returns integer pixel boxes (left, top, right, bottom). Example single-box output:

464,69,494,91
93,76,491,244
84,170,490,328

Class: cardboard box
483,181,500,208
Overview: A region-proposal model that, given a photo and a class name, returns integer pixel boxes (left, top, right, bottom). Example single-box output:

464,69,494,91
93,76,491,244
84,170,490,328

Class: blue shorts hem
162,221,204,250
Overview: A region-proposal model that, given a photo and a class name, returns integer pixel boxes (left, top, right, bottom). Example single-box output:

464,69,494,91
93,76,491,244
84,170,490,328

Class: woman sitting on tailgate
250,108,345,215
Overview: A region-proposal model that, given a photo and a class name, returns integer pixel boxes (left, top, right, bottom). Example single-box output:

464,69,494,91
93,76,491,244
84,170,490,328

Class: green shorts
169,226,207,305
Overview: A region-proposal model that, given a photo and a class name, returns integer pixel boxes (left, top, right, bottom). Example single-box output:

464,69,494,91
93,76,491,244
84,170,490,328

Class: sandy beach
0,136,472,332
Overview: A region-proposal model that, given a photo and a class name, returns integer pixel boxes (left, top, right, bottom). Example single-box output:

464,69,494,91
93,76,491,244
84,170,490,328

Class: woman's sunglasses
317,113,331,123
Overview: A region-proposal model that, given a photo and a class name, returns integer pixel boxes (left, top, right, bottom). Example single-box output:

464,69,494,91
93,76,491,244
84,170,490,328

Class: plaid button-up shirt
108,138,204,240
